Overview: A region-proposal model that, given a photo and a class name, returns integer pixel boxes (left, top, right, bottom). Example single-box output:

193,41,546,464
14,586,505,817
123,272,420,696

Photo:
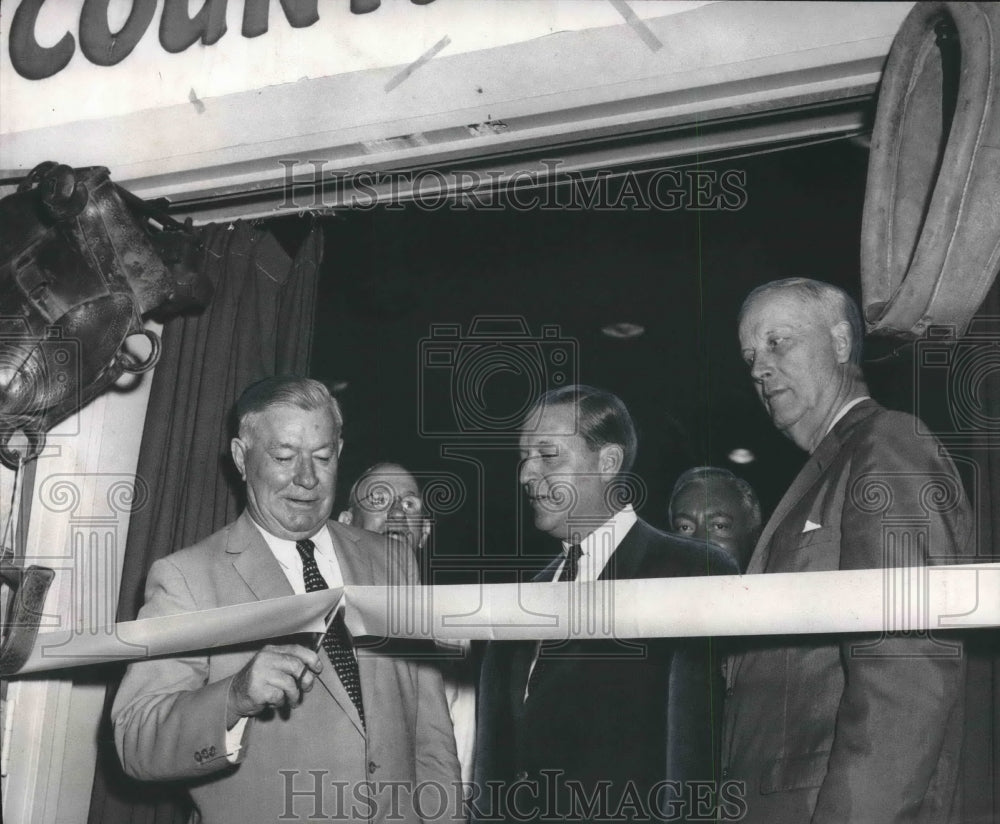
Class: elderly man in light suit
723,279,970,823
113,377,463,824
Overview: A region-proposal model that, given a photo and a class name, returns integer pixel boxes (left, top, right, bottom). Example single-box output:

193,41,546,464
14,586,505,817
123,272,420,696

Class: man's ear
337,510,353,526
337,437,344,457
231,437,247,481
418,519,431,551
598,444,624,480
831,321,853,364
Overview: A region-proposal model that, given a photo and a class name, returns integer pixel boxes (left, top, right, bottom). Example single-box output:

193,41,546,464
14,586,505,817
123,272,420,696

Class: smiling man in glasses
339,460,477,787
339,461,431,554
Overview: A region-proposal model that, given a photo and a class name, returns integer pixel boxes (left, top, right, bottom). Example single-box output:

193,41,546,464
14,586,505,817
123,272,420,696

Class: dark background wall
306,139,884,582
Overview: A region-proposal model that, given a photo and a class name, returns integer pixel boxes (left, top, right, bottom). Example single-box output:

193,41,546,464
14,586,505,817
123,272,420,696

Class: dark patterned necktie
557,543,583,583
295,539,365,727
525,543,583,700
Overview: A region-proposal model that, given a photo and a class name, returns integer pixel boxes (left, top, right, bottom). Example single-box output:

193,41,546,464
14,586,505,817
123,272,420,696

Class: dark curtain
87,219,323,824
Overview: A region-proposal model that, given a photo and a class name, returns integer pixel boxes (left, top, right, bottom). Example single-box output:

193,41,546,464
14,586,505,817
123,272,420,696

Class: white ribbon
14,562,1000,675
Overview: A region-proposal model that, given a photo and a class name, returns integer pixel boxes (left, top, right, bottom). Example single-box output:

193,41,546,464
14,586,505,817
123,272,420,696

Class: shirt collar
250,519,335,573
826,396,871,437
560,504,637,582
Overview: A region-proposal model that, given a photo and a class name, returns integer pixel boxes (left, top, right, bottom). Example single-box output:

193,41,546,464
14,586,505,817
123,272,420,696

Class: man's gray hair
236,376,343,443
668,466,762,533
526,384,638,476
347,461,417,510
738,277,864,365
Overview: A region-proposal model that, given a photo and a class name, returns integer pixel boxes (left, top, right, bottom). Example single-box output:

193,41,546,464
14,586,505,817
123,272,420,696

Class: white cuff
225,716,249,763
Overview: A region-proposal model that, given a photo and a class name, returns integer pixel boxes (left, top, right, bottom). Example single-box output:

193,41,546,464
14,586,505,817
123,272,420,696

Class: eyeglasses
360,483,424,514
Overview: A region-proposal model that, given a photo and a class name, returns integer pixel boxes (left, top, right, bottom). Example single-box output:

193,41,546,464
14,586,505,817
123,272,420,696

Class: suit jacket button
722,767,730,780
368,760,379,774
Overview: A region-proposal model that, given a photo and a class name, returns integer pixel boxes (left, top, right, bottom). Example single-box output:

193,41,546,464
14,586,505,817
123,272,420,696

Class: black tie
295,539,365,727
557,543,583,583
525,544,583,700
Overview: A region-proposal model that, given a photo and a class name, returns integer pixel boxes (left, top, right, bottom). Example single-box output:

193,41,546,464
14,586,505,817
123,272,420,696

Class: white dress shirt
252,520,345,593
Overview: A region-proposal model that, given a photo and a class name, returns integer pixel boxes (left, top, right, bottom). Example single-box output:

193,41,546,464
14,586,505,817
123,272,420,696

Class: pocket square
802,520,822,533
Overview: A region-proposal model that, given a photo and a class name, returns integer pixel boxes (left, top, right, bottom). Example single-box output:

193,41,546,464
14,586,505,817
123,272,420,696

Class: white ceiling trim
1,2,912,222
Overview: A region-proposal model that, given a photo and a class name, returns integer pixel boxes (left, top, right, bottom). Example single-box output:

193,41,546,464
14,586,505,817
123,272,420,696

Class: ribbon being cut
11,562,1000,675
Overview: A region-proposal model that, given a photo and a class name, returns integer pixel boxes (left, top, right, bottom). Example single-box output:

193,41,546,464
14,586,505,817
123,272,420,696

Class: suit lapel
746,457,823,575
227,512,295,601
328,520,375,588
520,519,646,708
597,519,646,582
743,403,879,574
733,401,881,682
315,521,368,736
228,515,367,736
513,553,564,711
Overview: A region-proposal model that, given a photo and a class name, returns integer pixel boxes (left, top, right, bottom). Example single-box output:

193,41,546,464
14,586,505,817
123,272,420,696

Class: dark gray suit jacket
474,517,737,823
722,401,971,824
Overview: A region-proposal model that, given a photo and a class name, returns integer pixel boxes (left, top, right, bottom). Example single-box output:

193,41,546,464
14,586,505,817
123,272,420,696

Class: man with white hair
114,377,462,824
723,279,971,823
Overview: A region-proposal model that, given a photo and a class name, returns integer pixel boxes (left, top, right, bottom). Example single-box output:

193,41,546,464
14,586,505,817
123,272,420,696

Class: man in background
340,460,477,787
113,377,462,824
475,384,737,823
339,461,431,556
668,466,760,572
724,279,970,823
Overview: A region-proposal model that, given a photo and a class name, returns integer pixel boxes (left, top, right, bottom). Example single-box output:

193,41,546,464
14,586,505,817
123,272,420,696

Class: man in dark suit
723,279,971,823
474,385,737,823
113,377,462,824
668,466,761,573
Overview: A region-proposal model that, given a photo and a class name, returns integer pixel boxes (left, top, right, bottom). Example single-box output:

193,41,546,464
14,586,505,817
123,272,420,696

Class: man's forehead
741,305,822,349
519,431,576,452
256,405,339,440
359,466,419,494
744,291,823,326
677,478,744,506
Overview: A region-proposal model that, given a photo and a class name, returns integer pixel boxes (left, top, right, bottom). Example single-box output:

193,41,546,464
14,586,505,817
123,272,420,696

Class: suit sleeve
812,414,969,823
112,556,246,781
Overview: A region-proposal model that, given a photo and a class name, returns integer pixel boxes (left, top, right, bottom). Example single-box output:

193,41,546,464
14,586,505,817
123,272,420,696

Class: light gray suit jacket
113,513,463,824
